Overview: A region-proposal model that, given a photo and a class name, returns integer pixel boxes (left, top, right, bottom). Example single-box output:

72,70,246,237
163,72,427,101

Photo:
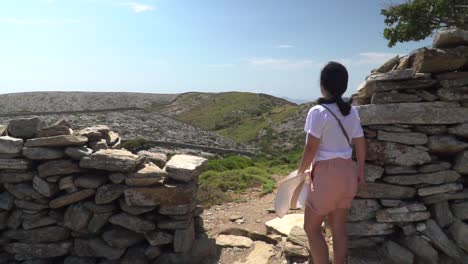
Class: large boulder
412,46,468,73
433,28,468,48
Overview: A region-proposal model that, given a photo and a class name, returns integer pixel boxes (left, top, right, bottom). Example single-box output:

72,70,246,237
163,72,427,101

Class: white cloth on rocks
274,170,310,218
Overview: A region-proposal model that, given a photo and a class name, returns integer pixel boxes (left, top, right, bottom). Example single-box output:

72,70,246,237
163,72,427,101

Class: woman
297,62,366,264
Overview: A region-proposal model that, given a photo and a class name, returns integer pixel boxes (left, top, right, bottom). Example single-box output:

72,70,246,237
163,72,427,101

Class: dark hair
317,61,351,116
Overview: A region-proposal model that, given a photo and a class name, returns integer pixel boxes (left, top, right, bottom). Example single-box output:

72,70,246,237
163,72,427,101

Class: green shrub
122,137,151,152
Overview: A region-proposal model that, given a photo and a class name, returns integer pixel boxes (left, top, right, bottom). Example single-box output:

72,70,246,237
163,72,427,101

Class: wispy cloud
248,57,317,70
276,44,294,49
0,18,80,25
120,2,155,13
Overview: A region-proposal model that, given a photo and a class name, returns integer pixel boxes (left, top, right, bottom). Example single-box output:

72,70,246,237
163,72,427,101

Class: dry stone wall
349,28,468,263
0,117,216,263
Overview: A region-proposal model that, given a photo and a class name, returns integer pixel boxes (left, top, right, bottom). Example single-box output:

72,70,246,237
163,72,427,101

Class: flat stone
233,241,275,264
33,176,58,197
0,159,31,170
64,203,93,231
8,117,43,139
174,221,195,253
49,189,95,208
348,199,381,222
357,79,437,98
380,199,403,207
105,131,120,146
368,125,412,132
5,183,43,200
422,190,468,204
74,174,108,189
157,218,192,230
400,236,439,264
88,212,112,234
365,164,384,182
378,131,428,145
22,215,56,230
119,198,156,215
451,201,468,220
371,92,421,104
35,124,71,138
5,242,71,260
22,147,65,160
357,182,416,199
429,135,468,154
58,175,76,191
419,162,452,173
124,181,196,207
422,219,464,261
383,170,460,185
286,225,308,248
83,201,117,214
63,256,98,264
159,203,194,216
121,245,147,264
412,46,468,73
398,223,417,236
109,173,125,184
448,220,468,253
126,162,167,186
418,183,463,196
80,149,140,172
454,151,468,174
108,212,156,233
216,234,253,248
442,77,468,88
265,214,303,236
367,69,415,82
357,102,468,125
89,139,108,152
102,228,144,249
434,28,468,48
367,140,430,166
65,146,93,160
448,123,468,138
77,125,110,141
15,200,48,211
381,240,414,264
0,192,14,210
376,204,430,222
3,226,69,243
38,159,82,178
95,184,125,204
0,136,23,155
25,135,88,147
385,165,418,175
347,221,394,236
373,55,400,73
145,231,174,246
138,151,167,168
0,171,35,183
145,245,162,259
218,227,278,245
166,154,208,182
283,242,309,259
349,236,385,249
431,201,454,228
73,238,125,260
437,86,468,101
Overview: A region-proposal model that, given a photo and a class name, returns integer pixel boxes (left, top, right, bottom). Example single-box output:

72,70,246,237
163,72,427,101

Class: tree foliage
382,0,468,47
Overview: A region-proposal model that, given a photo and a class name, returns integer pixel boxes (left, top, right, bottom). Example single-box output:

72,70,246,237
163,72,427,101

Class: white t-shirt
304,103,364,161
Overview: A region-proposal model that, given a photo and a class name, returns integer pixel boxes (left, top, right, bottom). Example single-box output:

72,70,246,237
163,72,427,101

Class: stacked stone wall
0,117,216,263
349,28,468,263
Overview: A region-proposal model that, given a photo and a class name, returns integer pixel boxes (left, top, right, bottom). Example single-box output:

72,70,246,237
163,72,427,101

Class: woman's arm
354,137,366,187
297,134,320,175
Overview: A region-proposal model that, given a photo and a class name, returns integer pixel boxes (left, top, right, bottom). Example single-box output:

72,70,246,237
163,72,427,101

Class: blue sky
0,0,432,101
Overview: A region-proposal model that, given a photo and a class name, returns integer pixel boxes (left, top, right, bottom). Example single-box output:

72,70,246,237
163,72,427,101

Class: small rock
33,176,58,197
166,154,207,182
65,146,93,160
137,151,167,168
229,214,243,222
25,135,88,147
22,147,65,160
37,159,82,178
8,117,43,139
418,183,463,196
216,234,253,248
145,231,174,246
428,135,468,154
108,212,156,233
49,189,95,208
102,228,144,249
95,184,125,204
64,203,93,232
80,149,140,172
5,241,71,260
380,240,414,264
75,174,108,189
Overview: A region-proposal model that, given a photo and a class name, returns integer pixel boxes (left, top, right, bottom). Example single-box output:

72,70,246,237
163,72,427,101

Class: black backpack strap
320,104,352,147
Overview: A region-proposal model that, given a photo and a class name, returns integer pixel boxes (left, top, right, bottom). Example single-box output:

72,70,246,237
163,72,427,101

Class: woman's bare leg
328,208,349,264
304,205,328,264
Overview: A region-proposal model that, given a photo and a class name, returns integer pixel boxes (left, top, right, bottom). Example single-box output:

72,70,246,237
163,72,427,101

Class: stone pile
348,28,468,263
0,117,216,263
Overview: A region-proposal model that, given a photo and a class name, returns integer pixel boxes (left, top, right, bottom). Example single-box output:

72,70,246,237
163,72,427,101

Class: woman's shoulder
308,104,327,116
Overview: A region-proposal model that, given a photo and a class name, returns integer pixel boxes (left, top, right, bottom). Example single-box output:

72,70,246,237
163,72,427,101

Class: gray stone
368,125,412,132
422,219,463,261
33,176,58,197
367,69,415,82
0,136,23,155
428,135,468,154
38,159,82,178
414,124,450,135
64,203,93,232
73,238,125,260
286,225,308,248
159,203,194,215
0,171,35,183
0,211,7,229
102,228,144,249
449,220,468,253
357,79,437,98
348,199,381,222
144,231,174,246
89,139,108,152
451,201,468,220
454,150,468,174
376,204,430,223
449,123,468,138
63,256,97,264
75,174,108,189
58,175,76,191
166,154,207,182
381,240,414,264
371,92,421,104
0,192,14,210
77,125,110,141
357,102,468,125
347,221,394,236
157,218,192,230
145,245,162,259
419,162,452,173
431,201,454,228
5,183,43,200
82,201,116,213
88,212,113,234
367,140,430,166
385,165,418,175
357,182,416,199
121,246,148,264
137,151,167,168
383,170,461,185
5,242,71,260
416,90,439,102
400,235,439,264
412,46,468,73
438,86,468,101
398,223,417,236
126,162,167,186
434,28,468,48
3,226,69,243
49,189,95,208
105,131,120,146
22,147,65,160
174,221,195,253
95,184,125,204
22,215,56,230
365,164,384,182
216,234,253,248
422,190,468,204
380,199,403,207
15,200,48,211
349,236,385,249
7,209,23,229
80,149,140,172
35,124,71,138
373,55,400,73
377,131,427,145
436,70,468,80
25,135,88,147
109,173,125,184
108,212,156,233
418,183,463,196
8,117,43,139
119,198,155,215
65,146,93,160
0,159,31,170
124,181,197,207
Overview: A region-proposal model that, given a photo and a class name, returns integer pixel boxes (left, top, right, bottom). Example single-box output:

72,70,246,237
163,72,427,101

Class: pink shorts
306,158,358,216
